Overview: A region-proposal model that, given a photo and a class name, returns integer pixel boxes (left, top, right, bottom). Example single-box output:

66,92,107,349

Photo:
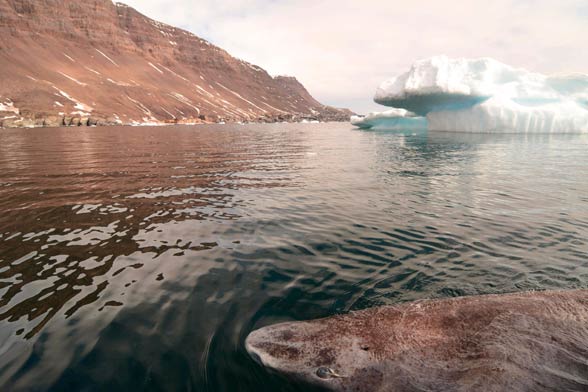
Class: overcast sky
121,0,588,113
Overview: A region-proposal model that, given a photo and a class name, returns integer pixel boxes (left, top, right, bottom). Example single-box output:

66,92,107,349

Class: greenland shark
246,290,588,391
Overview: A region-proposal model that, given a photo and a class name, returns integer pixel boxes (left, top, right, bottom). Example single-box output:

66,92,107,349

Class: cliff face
0,0,351,127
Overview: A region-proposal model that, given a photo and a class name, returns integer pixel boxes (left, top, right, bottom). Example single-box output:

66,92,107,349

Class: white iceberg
427,95,588,133
358,56,588,133
350,108,427,130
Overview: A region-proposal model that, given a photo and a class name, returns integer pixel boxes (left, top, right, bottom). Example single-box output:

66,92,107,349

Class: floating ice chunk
546,73,588,105
375,56,562,114
372,56,588,133
351,109,427,130
428,96,588,133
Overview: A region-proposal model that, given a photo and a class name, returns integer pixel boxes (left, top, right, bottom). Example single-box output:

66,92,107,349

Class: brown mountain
0,0,352,128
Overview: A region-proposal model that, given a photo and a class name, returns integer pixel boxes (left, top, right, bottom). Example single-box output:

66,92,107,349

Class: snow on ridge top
375,55,588,106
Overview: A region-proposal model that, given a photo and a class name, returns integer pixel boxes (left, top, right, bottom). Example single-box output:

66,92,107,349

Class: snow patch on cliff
0,99,19,114
52,88,93,115
95,49,119,67
148,62,164,74
58,72,87,86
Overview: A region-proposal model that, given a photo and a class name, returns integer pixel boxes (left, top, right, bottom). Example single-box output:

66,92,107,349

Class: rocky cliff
0,0,352,128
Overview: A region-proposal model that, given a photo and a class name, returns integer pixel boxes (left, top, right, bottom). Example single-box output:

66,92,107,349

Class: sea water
0,123,587,391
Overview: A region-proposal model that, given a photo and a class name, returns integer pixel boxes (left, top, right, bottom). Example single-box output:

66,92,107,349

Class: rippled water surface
1,124,588,391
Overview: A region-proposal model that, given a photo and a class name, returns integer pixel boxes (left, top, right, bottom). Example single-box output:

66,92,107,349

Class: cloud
122,0,588,113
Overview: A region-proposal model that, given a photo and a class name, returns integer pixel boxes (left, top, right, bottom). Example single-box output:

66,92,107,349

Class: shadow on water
46,265,328,392
0,124,587,391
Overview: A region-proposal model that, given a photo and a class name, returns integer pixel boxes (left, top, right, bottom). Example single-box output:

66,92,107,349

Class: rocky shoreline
0,106,353,129
0,1,353,132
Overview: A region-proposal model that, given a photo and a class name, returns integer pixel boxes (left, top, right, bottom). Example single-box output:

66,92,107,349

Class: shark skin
246,290,588,392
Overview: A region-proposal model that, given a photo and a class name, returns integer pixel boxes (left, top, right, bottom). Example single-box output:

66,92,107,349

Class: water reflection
0,124,587,391
0,126,303,340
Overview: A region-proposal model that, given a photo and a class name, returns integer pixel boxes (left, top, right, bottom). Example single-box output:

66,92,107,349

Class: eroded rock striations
0,0,352,128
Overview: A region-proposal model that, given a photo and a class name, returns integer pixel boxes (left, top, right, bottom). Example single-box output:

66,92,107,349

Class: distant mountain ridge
0,0,352,127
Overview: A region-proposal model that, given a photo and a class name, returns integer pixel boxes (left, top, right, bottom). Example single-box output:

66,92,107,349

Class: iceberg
356,56,588,133
350,108,427,131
